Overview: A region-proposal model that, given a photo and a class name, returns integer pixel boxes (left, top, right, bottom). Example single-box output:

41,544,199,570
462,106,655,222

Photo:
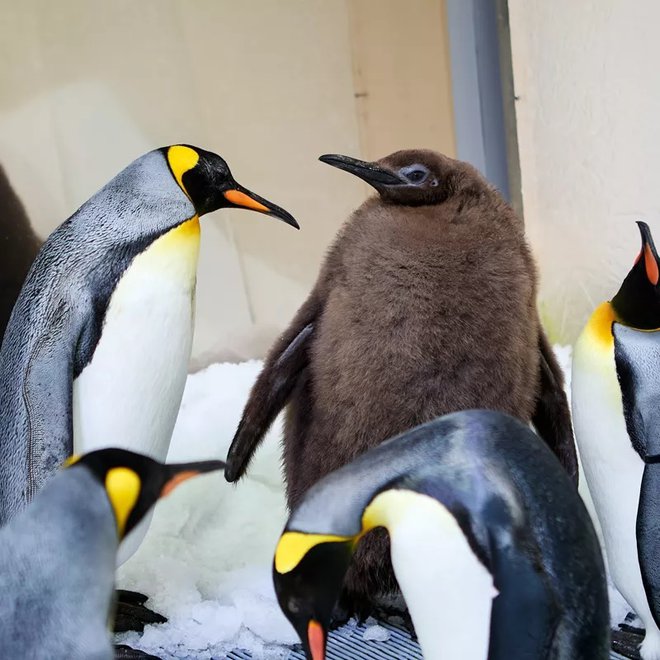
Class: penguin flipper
532,327,578,485
637,464,660,628
224,294,321,482
20,303,77,496
613,324,660,627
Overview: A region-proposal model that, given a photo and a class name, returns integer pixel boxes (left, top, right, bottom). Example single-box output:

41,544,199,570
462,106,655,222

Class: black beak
319,154,403,188
222,184,299,229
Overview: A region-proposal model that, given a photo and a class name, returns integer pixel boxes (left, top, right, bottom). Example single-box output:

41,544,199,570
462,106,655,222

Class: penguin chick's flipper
613,323,660,628
531,326,578,485
224,293,321,482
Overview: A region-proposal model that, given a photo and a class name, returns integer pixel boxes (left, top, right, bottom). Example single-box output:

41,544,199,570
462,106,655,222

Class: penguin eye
400,165,429,184
288,597,301,614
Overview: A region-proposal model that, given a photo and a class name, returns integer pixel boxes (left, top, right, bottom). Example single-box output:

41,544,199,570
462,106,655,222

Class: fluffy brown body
226,150,575,616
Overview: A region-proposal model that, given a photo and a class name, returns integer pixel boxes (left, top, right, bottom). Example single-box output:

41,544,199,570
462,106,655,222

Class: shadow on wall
0,165,41,342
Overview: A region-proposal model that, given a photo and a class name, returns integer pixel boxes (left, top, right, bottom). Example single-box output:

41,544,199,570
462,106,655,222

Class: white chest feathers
572,306,660,653
73,217,200,460
364,489,497,660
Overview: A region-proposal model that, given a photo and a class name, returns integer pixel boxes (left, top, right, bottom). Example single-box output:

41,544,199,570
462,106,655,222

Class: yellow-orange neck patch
167,145,199,199
584,302,617,347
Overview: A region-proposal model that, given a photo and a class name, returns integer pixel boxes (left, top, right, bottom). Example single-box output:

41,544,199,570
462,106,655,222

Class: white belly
73,218,200,562
572,330,660,647
367,490,496,660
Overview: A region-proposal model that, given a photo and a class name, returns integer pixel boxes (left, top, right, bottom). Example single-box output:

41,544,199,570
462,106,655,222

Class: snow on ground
116,348,632,658
116,360,298,659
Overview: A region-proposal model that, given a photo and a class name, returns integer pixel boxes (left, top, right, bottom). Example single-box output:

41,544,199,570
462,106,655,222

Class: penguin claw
333,590,377,626
113,599,167,634
114,644,162,660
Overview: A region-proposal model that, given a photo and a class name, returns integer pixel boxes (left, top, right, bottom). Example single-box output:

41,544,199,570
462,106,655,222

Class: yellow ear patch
274,532,351,574
167,145,200,197
105,467,141,537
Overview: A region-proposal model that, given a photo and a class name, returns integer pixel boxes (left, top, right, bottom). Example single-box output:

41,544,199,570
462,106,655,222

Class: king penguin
0,144,297,565
272,409,609,660
0,447,225,660
226,149,576,614
573,221,660,660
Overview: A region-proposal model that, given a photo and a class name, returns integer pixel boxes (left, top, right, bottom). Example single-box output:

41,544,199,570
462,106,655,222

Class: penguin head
611,222,660,329
163,144,299,227
65,448,225,539
319,149,465,206
273,533,355,660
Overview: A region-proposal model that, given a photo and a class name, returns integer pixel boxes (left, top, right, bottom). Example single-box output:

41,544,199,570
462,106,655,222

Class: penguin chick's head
611,221,660,329
65,448,225,539
273,532,355,660
164,144,298,228
319,149,468,207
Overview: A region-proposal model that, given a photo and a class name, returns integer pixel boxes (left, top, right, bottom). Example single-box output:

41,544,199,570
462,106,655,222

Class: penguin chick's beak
223,185,299,229
635,221,660,285
307,619,327,660
319,154,403,189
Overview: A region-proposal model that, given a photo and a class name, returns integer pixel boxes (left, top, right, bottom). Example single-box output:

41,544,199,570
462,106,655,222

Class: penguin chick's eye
400,165,429,185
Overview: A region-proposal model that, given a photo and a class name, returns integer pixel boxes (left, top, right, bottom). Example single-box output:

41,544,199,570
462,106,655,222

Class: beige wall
508,1,660,343
0,0,455,362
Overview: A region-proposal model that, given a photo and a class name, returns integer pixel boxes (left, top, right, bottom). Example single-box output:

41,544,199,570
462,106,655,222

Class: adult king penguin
226,149,576,613
0,144,297,566
273,410,609,660
573,221,660,660
0,447,224,660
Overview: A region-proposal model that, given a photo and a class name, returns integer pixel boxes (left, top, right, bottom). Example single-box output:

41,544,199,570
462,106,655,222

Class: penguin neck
361,489,496,660
611,268,660,330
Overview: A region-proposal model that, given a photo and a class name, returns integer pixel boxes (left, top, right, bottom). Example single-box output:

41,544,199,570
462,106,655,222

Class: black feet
113,590,166,634
612,626,643,659
114,645,162,659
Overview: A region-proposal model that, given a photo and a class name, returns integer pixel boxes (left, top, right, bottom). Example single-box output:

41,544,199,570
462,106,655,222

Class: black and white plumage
0,145,296,562
0,447,224,660
273,410,609,660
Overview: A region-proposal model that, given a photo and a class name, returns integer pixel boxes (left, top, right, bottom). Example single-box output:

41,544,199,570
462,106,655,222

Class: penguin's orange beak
635,221,660,285
307,619,326,660
222,185,299,229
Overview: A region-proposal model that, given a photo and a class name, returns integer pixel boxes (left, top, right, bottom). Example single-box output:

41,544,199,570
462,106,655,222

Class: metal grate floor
227,618,422,659
226,620,632,660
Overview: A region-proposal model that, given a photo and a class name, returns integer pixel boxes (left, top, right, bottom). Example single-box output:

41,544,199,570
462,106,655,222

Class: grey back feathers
0,467,117,660
0,149,193,522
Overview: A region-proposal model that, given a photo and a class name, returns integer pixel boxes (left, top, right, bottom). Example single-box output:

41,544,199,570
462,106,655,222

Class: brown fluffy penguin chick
0,165,40,343
225,149,576,617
